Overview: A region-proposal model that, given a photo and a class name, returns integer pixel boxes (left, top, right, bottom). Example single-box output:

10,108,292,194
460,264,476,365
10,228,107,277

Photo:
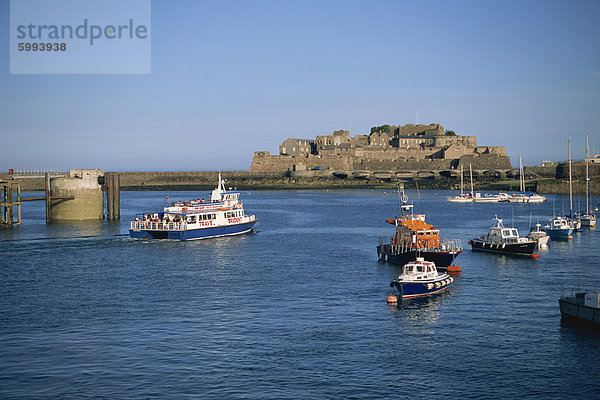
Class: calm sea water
1,189,599,399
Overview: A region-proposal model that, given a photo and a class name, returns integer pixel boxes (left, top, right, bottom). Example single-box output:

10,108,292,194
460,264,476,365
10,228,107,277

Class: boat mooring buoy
386,294,398,304
447,265,461,274
530,254,540,259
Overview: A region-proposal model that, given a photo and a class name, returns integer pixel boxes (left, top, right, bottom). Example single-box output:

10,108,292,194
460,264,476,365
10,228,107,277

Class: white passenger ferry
129,174,258,240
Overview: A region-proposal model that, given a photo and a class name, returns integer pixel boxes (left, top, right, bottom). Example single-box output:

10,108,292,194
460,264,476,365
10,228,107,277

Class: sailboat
447,164,473,203
580,133,596,227
507,156,546,203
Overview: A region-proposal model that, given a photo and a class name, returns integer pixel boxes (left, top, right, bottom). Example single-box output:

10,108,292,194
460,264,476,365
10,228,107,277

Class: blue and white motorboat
543,216,574,239
129,174,258,240
389,258,453,299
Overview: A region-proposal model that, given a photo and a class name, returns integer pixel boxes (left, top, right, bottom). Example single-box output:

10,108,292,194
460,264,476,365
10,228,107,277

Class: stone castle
250,123,513,179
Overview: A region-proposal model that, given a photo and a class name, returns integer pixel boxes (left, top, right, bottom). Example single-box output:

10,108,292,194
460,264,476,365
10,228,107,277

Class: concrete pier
49,169,104,221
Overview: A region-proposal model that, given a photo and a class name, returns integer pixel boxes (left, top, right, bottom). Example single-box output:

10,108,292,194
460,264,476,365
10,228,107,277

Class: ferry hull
129,220,257,241
469,240,536,255
377,245,461,268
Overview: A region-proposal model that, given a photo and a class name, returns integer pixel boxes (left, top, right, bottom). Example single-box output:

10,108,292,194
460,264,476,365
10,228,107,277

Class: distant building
279,138,315,157
251,123,512,174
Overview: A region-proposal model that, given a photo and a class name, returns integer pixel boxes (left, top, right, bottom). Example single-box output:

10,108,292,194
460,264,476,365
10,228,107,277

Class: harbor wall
536,179,600,196
2,170,599,194
555,162,600,179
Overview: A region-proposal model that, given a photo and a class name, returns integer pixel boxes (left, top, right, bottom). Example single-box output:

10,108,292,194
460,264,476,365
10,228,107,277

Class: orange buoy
530,254,540,259
386,294,398,304
447,265,461,274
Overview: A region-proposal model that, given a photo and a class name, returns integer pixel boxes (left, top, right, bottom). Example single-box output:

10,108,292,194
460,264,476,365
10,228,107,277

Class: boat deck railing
130,220,186,231
378,238,462,253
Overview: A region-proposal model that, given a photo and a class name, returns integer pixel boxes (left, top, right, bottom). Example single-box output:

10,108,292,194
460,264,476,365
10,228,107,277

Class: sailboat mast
519,156,524,192
586,133,590,213
469,164,474,196
460,164,464,196
569,137,573,214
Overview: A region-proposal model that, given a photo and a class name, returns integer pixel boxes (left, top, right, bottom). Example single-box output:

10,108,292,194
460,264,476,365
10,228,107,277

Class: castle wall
555,162,600,179
458,154,513,170
393,123,444,136
434,135,477,147
250,153,295,173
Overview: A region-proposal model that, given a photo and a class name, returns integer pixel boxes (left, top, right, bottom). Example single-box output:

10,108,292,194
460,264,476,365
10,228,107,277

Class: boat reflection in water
388,289,452,335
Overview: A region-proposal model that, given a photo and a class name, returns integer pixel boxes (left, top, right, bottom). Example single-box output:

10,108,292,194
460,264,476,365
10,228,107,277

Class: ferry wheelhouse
390,258,454,299
378,194,462,269
129,174,258,240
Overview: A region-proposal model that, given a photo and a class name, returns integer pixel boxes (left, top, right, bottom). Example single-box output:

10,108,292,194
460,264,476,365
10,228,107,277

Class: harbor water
1,190,599,398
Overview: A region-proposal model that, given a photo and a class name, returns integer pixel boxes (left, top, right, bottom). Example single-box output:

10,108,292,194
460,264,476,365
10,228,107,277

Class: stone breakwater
1,171,598,194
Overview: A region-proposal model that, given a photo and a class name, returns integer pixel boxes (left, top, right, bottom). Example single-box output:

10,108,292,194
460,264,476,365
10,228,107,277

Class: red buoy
386,294,398,304
447,265,461,274
530,254,540,259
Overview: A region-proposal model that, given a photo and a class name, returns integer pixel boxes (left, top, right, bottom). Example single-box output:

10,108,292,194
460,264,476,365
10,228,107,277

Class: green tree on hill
445,130,457,136
370,124,391,134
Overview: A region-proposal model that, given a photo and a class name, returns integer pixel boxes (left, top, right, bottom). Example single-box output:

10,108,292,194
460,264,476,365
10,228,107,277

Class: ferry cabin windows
191,213,217,223
224,210,243,218
222,193,239,201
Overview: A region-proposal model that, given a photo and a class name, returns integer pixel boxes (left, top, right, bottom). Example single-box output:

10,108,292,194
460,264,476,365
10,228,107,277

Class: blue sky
2,0,599,171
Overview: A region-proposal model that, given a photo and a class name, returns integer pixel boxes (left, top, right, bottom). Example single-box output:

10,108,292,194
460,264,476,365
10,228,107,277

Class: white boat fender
435,282,441,289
